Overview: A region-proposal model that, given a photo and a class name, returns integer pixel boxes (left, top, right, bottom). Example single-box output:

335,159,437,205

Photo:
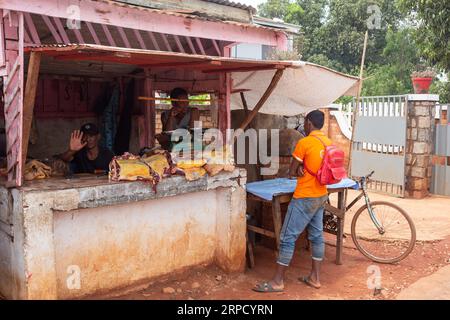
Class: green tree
398,0,450,71
258,0,403,74
363,28,420,96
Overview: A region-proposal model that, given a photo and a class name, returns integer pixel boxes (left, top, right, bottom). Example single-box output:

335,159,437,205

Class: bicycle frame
345,177,385,234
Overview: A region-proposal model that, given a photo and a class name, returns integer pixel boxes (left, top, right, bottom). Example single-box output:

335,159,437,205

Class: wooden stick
234,68,285,139
138,96,215,103
347,30,368,176
240,91,249,116
22,51,41,168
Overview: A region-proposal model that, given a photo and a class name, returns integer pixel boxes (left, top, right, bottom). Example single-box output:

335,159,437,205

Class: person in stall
59,123,114,174
156,87,200,151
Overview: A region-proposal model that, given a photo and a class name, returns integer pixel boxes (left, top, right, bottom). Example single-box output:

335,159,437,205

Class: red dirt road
92,234,450,300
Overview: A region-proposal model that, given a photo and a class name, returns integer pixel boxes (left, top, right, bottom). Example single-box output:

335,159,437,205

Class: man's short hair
305,110,325,129
170,87,188,99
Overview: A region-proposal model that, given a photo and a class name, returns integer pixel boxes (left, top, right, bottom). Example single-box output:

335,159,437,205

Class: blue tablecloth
245,178,359,201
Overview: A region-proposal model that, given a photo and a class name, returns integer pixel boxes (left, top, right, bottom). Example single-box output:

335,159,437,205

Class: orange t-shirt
292,130,332,199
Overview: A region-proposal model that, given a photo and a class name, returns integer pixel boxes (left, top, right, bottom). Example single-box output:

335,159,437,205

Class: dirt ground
90,232,450,300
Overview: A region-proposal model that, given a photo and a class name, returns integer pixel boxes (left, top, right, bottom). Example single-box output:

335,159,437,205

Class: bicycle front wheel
351,201,416,264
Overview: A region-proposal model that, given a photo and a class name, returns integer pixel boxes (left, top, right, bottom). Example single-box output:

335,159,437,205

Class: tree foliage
398,0,450,71
257,0,448,99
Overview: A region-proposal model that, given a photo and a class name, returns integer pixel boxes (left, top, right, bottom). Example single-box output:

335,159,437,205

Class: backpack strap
302,135,328,177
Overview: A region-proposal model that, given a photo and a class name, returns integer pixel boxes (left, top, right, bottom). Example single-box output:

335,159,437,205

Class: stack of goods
171,146,236,181
109,150,175,189
24,160,52,181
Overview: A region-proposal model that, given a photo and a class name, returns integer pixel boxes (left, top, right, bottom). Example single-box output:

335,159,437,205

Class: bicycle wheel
351,201,416,264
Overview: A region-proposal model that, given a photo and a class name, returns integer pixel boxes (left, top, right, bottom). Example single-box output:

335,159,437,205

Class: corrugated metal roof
202,0,256,13
100,0,280,33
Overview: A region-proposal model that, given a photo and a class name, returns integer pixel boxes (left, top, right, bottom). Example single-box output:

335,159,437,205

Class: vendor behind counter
59,123,114,174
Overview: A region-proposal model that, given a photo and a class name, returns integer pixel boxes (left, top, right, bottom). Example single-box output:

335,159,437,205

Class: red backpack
304,136,347,185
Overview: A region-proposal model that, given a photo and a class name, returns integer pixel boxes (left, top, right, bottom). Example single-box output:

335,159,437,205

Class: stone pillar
405,94,439,199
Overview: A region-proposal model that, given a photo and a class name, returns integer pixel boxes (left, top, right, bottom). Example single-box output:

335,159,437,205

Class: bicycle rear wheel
351,201,416,264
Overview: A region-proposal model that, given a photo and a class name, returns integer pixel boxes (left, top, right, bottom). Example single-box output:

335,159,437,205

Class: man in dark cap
59,123,114,174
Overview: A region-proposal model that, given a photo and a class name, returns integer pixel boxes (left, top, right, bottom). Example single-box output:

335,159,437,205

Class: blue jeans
277,195,328,266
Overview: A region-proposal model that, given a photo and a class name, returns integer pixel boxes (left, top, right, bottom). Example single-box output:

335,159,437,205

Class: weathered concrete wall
0,187,27,300
0,169,247,299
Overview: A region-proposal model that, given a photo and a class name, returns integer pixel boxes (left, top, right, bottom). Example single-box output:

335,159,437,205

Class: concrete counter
0,169,247,299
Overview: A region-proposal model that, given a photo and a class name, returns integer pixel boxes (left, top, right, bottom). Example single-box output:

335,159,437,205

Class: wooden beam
22,51,41,169
240,91,249,116
117,27,131,48
211,39,221,56
139,60,222,69
133,29,147,49
195,38,206,55
52,17,70,44
101,24,116,47
185,36,196,54
160,33,172,52
24,13,41,45
148,32,161,51
85,21,101,45
41,15,62,43
173,35,185,53
203,64,284,74
235,68,285,135
72,24,85,44
1,0,286,47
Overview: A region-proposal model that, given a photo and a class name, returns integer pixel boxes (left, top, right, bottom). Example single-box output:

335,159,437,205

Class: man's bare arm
289,157,304,178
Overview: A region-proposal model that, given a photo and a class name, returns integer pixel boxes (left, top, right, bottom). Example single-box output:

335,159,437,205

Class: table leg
335,191,346,265
272,196,282,254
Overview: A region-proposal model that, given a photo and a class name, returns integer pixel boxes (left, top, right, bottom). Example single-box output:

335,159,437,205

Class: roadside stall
0,2,360,300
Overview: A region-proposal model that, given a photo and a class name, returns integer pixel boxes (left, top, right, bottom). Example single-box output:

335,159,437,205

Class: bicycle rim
351,201,416,264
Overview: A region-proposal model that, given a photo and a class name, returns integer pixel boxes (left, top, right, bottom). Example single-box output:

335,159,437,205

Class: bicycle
345,171,416,264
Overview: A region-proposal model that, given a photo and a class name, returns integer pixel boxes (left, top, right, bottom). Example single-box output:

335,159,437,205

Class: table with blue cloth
245,178,359,267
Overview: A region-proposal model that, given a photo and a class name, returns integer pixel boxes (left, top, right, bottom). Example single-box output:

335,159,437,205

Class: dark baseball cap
80,123,99,136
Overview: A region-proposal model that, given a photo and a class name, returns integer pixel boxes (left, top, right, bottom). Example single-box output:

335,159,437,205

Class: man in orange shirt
254,110,330,292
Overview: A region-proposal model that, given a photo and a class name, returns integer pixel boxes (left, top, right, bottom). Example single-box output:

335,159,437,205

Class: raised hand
69,130,86,152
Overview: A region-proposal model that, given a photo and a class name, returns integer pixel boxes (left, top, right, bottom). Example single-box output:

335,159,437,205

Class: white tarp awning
231,61,360,116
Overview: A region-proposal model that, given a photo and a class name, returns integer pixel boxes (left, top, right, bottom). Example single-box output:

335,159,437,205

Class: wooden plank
22,51,42,168
272,196,282,250
247,225,275,238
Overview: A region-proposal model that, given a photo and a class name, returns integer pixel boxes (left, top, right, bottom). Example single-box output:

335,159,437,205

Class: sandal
299,276,321,289
252,281,284,293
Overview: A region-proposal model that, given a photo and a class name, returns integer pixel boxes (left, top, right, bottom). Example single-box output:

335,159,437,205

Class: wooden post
235,68,285,138
22,51,41,168
143,69,155,148
347,31,368,176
